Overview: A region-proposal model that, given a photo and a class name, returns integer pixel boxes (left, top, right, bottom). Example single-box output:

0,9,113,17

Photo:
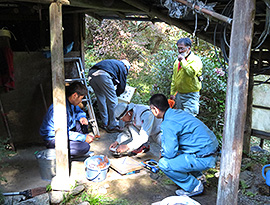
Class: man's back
132,104,162,136
161,108,218,158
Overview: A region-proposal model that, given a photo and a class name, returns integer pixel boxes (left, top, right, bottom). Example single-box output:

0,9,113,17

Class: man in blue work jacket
40,81,94,158
149,93,218,197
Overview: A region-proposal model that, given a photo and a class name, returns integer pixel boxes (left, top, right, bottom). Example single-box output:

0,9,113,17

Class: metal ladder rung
64,57,100,137
65,78,85,83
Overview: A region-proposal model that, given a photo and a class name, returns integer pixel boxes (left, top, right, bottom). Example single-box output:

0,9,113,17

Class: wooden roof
1,0,270,74
0,0,267,47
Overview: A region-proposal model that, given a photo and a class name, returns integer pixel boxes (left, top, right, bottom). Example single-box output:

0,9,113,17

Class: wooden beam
216,0,256,204
49,2,70,189
253,104,270,111
102,16,163,22
243,71,253,155
68,0,140,12
7,0,70,5
251,129,270,140
174,0,232,24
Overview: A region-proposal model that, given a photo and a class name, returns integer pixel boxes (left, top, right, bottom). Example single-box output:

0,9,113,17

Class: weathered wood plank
251,129,270,140
49,2,69,180
216,0,256,204
243,72,253,154
7,0,69,5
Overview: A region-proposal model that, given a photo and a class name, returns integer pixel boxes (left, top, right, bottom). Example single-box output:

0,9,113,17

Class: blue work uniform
40,100,90,156
158,108,218,192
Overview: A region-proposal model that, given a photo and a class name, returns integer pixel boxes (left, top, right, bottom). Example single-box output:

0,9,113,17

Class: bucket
0,29,11,39
84,155,110,182
35,149,56,181
262,164,270,186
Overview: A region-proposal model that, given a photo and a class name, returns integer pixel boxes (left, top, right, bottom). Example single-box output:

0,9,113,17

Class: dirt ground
2,129,270,204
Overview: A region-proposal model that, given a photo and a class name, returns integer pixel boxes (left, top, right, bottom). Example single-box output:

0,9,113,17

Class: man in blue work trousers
40,81,94,158
149,93,219,197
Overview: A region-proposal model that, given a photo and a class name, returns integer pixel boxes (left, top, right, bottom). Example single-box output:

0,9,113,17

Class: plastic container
35,149,56,181
84,155,110,182
0,29,11,38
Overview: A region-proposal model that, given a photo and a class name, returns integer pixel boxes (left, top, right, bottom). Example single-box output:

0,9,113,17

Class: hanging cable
213,0,233,72
253,0,270,49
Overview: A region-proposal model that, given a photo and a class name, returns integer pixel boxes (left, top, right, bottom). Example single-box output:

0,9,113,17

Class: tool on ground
141,159,159,173
3,187,47,199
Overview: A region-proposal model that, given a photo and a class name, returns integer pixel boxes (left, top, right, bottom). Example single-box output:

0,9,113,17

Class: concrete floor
0,129,217,205
0,129,161,193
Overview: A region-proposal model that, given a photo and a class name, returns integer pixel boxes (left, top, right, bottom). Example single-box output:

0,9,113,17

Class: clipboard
110,157,143,175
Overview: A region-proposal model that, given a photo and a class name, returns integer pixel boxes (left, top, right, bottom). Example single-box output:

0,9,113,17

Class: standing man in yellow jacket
170,38,203,116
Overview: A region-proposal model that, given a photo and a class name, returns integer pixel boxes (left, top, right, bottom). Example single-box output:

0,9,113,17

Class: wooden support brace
174,0,232,24
49,2,72,190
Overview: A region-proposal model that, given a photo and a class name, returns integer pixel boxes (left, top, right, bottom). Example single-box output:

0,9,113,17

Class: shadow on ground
0,129,218,204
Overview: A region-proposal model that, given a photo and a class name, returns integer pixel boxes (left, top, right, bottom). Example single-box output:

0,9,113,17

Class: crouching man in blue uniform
149,93,219,197
40,81,95,158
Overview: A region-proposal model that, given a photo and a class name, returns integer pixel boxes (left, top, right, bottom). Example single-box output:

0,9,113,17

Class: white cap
121,59,131,71
115,103,134,120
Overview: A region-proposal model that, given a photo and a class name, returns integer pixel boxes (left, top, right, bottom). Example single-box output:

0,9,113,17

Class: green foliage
245,191,257,197
46,184,52,192
84,16,227,143
241,161,254,172
80,190,129,205
127,48,177,104
197,50,227,143
0,138,11,183
0,139,16,205
240,180,249,194
240,180,257,197
148,48,178,97
205,168,218,179
61,192,76,205
248,151,270,165
0,192,3,205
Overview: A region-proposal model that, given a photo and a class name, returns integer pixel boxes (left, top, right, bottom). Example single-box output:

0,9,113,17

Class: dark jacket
89,59,128,96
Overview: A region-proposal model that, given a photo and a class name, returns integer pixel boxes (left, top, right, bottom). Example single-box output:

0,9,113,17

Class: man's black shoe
107,126,123,133
111,151,131,158
131,144,150,155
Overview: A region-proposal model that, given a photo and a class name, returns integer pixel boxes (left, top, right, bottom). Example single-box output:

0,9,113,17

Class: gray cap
115,103,135,120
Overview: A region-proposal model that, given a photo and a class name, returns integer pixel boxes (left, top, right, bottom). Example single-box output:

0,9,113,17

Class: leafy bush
198,51,227,142
84,16,227,143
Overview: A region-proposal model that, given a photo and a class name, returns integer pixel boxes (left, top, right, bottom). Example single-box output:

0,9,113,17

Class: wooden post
49,2,73,190
216,0,255,204
243,70,253,155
